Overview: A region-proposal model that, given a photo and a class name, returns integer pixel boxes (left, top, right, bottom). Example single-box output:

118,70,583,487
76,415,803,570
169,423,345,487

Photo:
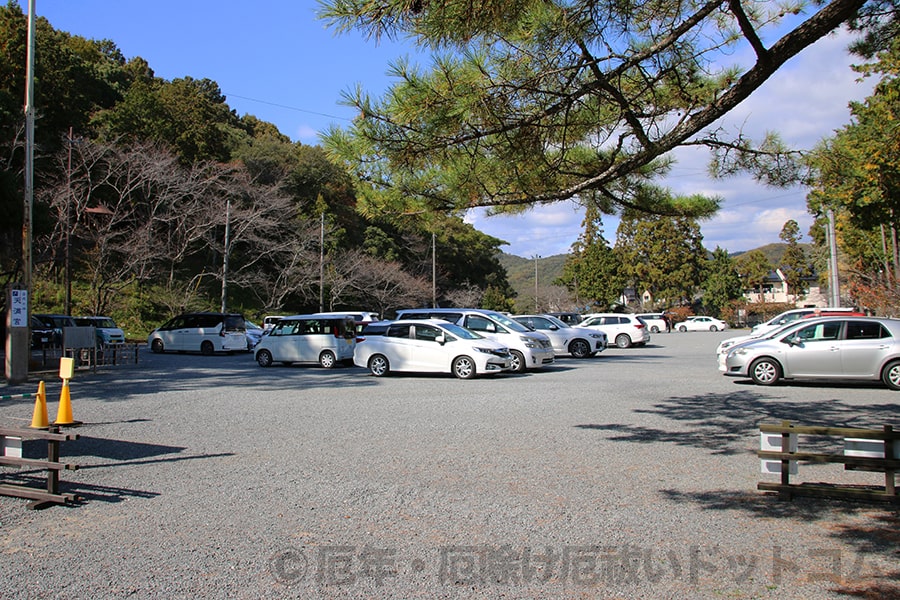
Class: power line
224,92,351,122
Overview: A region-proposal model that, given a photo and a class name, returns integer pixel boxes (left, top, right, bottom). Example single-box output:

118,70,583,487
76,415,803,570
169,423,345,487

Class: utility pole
432,232,437,308
826,208,841,307
533,255,541,312
220,198,231,313
7,0,36,384
319,212,325,312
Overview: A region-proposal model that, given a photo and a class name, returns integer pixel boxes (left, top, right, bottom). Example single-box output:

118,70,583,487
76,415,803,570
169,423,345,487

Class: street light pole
533,254,540,312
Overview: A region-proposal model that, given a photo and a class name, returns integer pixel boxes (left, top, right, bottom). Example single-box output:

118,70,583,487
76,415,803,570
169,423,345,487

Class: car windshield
487,311,532,333
441,322,484,340
246,321,261,330
542,315,571,329
94,317,117,328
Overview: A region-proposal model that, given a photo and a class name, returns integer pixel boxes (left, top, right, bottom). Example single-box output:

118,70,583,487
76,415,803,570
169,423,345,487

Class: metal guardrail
30,343,141,373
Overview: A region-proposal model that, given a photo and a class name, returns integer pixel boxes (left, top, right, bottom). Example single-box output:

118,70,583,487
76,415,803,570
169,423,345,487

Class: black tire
615,334,632,349
369,354,389,377
200,340,215,356
452,356,476,379
509,350,527,373
749,357,782,386
882,360,900,390
650,325,660,334
319,350,337,369
256,349,273,367
710,325,719,332
568,339,592,359
150,338,164,353
678,325,687,332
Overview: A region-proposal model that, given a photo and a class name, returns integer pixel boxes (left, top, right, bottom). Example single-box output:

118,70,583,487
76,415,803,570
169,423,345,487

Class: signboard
10,289,27,328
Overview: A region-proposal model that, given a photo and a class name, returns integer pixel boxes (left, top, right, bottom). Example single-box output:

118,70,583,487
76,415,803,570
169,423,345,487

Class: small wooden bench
0,426,80,509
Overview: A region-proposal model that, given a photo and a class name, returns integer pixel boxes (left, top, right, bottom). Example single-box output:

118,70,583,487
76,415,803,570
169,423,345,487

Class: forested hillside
0,5,514,333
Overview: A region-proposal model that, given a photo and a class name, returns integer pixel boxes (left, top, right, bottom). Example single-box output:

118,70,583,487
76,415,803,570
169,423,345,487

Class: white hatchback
575,313,650,348
353,319,513,379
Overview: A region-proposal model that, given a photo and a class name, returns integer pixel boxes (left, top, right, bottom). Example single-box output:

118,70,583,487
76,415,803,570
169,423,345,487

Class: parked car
636,313,671,333
749,306,860,338
73,316,126,345
245,320,265,349
148,312,247,355
721,316,900,389
353,319,513,379
513,314,606,358
262,315,284,331
30,315,56,349
394,308,555,373
575,313,650,348
547,312,584,326
33,313,76,347
674,316,728,332
716,310,867,356
255,314,356,368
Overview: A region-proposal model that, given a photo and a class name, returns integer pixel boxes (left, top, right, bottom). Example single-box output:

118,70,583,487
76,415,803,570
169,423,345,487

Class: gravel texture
1,331,898,599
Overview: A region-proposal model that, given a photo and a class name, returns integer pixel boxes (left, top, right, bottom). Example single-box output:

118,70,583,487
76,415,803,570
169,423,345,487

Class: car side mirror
435,334,446,345
549,325,558,330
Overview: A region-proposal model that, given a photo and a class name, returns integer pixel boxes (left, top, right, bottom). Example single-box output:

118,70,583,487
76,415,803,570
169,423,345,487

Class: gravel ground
1,331,898,599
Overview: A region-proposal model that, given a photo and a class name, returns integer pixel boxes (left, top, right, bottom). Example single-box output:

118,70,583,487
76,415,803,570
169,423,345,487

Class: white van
148,312,247,355
254,314,357,368
394,308,555,373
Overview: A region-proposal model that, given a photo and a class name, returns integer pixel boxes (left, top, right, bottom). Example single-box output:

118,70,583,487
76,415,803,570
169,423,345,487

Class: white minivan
394,308,555,373
254,314,357,368
148,312,247,355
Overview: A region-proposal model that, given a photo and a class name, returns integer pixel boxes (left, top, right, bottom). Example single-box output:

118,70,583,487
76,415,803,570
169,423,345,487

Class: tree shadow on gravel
574,389,900,456
659,488,900,599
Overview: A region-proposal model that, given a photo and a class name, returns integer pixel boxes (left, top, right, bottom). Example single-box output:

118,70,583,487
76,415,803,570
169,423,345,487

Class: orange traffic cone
53,379,78,426
29,381,50,429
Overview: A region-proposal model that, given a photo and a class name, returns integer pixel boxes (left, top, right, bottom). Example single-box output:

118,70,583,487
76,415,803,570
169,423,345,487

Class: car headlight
589,333,603,339
473,346,495,354
520,336,539,348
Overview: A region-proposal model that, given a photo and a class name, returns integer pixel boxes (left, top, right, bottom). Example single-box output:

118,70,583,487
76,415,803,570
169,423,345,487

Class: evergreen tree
779,220,812,301
557,204,623,310
703,247,743,314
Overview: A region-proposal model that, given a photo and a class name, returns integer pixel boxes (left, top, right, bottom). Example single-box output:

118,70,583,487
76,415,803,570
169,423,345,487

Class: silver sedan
721,316,900,389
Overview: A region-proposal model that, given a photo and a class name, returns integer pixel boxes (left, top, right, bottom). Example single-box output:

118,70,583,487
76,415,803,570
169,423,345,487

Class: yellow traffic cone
30,381,50,429
53,380,77,426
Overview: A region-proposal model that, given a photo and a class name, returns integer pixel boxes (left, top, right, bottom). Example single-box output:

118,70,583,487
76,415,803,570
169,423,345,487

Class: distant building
742,268,825,306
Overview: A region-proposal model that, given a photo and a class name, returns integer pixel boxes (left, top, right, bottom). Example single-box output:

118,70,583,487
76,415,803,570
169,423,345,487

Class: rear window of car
846,321,889,340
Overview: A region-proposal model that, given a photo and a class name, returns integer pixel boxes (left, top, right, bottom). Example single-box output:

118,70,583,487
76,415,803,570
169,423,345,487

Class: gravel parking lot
1,331,898,599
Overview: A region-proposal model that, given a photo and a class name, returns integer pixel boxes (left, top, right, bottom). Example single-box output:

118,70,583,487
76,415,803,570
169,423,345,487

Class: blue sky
29,1,875,258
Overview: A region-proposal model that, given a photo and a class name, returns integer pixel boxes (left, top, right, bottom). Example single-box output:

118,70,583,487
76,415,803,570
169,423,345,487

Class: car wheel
150,338,164,353
452,356,476,379
678,325,687,332
568,339,591,359
650,325,660,333
509,350,526,373
369,354,389,377
256,349,273,368
200,340,215,356
615,334,632,349
710,325,719,332
881,360,900,390
749,357,781,386
319,350,337,369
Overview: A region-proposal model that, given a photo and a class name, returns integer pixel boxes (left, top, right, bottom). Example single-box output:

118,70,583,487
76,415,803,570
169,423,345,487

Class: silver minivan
394,308,555,373
148,312,247,355
254,314,357,368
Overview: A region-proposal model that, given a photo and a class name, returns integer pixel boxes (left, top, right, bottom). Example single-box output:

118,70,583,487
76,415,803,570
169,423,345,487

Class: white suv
575,313,650,348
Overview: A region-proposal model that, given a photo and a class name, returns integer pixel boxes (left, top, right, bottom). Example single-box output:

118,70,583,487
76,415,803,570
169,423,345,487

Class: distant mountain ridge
498,242,812,303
